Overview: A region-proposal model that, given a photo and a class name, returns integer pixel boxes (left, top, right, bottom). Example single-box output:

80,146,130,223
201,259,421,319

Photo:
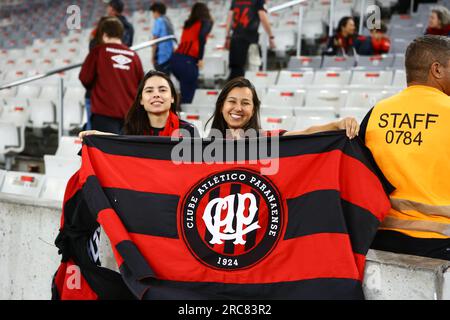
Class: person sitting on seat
323,16,357,56
355,22,391,56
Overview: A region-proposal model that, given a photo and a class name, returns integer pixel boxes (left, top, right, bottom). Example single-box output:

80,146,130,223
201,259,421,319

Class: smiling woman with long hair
79,70,198,138
207,77,359,139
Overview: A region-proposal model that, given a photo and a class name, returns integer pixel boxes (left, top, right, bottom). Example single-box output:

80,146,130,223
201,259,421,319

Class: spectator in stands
89,0,135,49
79,70,198,138
355,21,391,55
79,17,144,134
359,35,450,260
106,0,134,47
425,6,450,36
170,2,213,104
324,16,357,56
207,77,359,139
83,17,111,131
149,2,175,74
224,0,276,81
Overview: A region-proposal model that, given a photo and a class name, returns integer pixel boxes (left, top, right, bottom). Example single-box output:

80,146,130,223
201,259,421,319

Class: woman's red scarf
148,111,180,137
426,25,450,36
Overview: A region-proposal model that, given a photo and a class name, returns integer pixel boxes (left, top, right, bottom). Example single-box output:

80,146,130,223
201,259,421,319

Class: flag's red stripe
55,260,98,300
354,253,366,281
128,232,360,284
97,208,133,266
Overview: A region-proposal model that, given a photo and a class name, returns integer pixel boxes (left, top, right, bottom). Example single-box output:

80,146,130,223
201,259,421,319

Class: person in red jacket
170,2,213,104
79,16,144,134
355,22,391,56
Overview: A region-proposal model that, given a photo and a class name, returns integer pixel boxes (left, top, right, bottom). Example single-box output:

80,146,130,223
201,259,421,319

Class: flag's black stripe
224,184,242,254
83,176,113,219
205,188,220,247
116,240,156,281
63,188,98,230
285,190,380,255
118,264,364,300
84,131,347,161
83,133,394,196
103,188,179,239
96,187,379,254
244,190,260,251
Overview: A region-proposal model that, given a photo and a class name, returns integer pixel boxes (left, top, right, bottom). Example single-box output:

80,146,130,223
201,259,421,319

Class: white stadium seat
288,56,322,70
63,100,84,131
55,136,83,157
392,69,407,88
261,115,296,132
16,85,41,99
41,155,81,201
0,169,5,189
313,70,351,86
276,70,315,88
304,88,347,113
264,88,306,107
1,171,45,198
343,88,391,109
322,56,356,69
355,54,395,70
28,99,55,129
294,106,336,118
245,71,278,88
260,106,295,117
350,70,394,87
191,89,220,107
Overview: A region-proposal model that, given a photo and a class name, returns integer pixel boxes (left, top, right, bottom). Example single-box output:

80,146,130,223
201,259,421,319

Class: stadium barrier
0,195,448,300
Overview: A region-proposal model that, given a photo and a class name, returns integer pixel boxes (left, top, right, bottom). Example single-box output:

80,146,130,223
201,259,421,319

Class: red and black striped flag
52,132,392,300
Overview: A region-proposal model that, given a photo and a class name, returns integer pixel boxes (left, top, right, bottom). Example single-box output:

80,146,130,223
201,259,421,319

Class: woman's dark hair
184,2,213,29
336,16,354,34
124,70,179,135
150,2,167,15
92,16,111,47
207,77,261,136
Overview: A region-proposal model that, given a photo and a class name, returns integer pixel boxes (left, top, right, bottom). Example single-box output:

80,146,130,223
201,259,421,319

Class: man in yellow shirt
359,35,450,260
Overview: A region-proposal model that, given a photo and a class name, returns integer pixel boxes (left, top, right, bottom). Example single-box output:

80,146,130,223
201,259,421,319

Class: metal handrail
0,35,177,90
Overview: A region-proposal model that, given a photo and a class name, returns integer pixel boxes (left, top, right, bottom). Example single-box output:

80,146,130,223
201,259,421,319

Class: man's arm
284,117,359,139
258,10,275,49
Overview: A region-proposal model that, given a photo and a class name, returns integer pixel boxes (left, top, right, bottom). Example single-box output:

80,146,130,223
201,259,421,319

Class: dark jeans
228,36,253,81
90,113,124,134
171,53,199,104
371,230,450,261
84,97,92,130
155,60,171,75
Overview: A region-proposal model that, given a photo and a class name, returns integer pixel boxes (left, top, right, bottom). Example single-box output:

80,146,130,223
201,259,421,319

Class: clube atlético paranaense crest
180,169,284,271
